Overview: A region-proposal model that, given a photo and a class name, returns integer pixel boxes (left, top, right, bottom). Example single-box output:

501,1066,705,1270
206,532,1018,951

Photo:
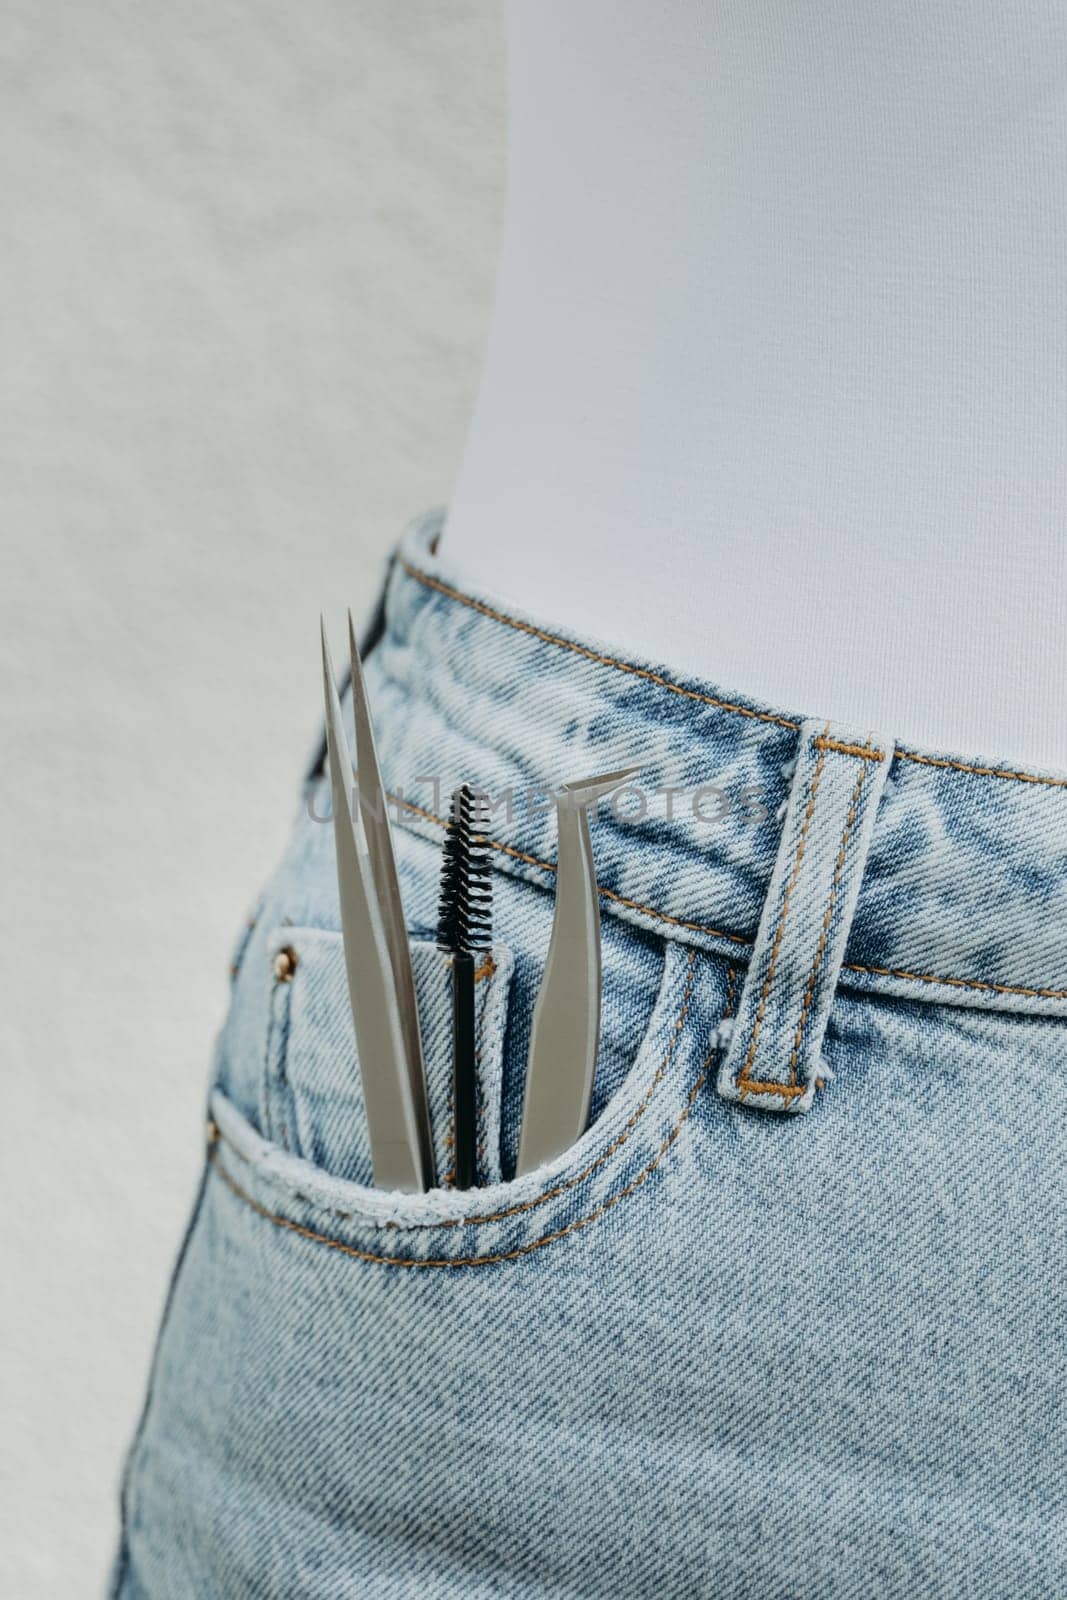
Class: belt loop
716,718,894,1113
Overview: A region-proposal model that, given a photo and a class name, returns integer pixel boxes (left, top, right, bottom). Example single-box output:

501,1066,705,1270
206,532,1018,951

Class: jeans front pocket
208,939,733,1267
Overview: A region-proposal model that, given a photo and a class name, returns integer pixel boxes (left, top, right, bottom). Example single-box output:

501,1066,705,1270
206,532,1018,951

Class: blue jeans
113,510,1067,1597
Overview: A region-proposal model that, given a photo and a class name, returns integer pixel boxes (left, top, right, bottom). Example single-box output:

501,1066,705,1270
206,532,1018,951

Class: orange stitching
737,734,830,1095
208,964,736,1269
387,791,1067,1002
731,1079,807,1099
840,961,1067,1001
402,560,1067,792
895,747,1067,789
811,737,885,761
787,762,869,1086
603,886,745,942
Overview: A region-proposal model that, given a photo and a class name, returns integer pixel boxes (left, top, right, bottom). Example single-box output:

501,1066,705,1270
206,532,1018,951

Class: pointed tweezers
321,616,433,1192
515,766,637,1177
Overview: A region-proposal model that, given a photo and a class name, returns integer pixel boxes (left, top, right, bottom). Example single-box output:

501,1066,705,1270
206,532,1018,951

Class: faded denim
113,510,1067,1598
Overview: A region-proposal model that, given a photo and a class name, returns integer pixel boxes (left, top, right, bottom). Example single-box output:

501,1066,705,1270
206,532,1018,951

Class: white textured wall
0,5,505,1592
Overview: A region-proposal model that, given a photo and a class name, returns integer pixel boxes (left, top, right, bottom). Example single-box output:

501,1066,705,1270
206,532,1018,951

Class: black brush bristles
436,784,493,957
437,785,492,1190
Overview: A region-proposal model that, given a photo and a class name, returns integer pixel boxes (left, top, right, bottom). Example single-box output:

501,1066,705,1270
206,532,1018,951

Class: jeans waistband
342,510,1067,1019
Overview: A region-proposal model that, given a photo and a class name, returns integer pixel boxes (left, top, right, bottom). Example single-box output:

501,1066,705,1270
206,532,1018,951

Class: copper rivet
273,946,298,982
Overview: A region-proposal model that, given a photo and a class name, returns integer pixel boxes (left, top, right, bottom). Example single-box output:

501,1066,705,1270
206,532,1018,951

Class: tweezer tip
560,764,642,808
320,621,344,725
347,608,368,699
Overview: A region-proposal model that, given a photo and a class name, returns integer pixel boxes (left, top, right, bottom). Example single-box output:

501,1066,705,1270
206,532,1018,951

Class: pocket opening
207,939,713,1251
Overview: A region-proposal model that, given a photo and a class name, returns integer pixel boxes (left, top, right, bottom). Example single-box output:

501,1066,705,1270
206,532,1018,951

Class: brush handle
451,951,477,1189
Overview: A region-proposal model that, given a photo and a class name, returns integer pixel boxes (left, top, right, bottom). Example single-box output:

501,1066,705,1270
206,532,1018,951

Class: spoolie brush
436,784,493,1189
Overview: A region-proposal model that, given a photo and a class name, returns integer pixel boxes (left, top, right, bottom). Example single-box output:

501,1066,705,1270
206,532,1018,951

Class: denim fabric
113,511,1067,1598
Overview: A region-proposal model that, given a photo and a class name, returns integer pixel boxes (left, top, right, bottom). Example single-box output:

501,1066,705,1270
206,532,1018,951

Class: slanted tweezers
321,615,433,1192
515,766,638,1177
